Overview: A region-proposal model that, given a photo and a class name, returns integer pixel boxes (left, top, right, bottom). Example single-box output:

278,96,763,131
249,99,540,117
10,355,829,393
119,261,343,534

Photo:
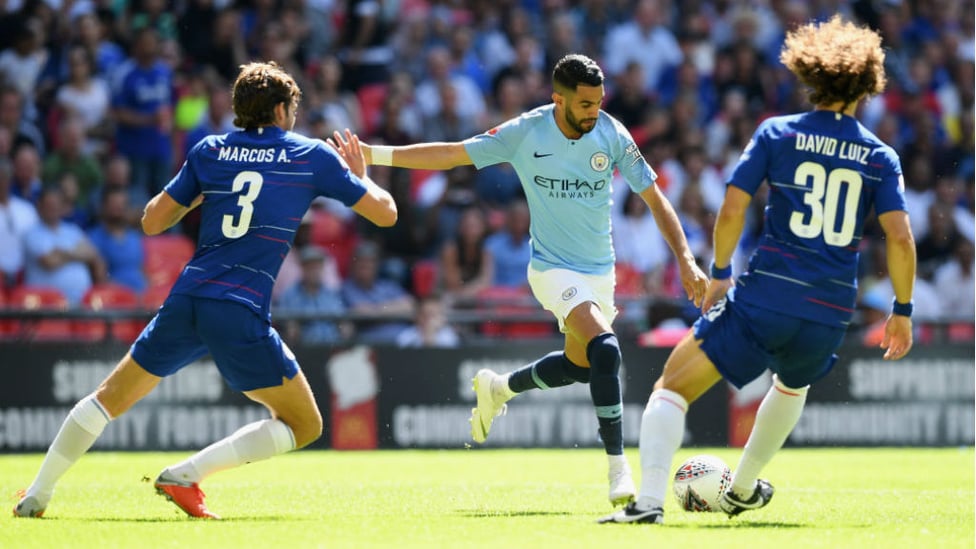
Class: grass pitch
2,448,972,548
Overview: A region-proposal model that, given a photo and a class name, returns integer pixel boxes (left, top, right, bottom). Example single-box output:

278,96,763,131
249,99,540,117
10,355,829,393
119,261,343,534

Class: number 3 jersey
729,110,906,327
163,126,368,318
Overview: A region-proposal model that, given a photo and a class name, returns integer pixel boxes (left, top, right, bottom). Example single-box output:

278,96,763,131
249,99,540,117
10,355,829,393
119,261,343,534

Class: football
672,454,733,512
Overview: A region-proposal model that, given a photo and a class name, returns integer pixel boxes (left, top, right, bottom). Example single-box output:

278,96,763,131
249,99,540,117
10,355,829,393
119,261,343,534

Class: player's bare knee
289,411,323,449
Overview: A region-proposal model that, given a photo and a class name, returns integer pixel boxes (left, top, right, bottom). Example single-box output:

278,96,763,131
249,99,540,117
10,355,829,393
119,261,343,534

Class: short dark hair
552,54,604,95
232,61,302,130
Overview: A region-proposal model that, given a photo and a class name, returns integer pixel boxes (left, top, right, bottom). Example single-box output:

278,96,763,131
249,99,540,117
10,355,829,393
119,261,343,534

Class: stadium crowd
0,0,972,345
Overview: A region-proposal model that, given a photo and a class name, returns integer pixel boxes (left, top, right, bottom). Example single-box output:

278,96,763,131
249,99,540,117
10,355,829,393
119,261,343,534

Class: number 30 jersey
729,110,906,327
163,126,368,318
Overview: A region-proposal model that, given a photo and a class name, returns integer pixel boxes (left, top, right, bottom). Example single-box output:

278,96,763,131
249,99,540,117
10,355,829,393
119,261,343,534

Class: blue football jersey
729,110,906,327
164,126,368,318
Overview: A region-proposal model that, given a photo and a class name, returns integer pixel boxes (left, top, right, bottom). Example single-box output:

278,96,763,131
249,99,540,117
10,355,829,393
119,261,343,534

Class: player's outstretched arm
877,210,916,360
361,141,474,171
639,183,708,307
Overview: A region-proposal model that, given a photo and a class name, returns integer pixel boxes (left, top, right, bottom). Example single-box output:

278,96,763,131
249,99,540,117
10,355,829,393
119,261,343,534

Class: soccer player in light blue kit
361,54,708,506
14,62,397,519
601,17,917,524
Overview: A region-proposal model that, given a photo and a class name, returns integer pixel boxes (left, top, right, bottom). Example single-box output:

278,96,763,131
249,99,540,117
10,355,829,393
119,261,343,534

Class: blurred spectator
111,26,174,206
272,215,342,304
55,173,90,228
341,240,413,344
338,0,394,91
484,199,531,289
611,189,669,295
197,8,248,83
604,60,652,131
439,206,492,302
0,87,45,156
422,79,481,142
396,293,460,348
10,144,42,204
602,0,682,94
0,17,48,102
54,46,112,157
184,82,235,154
22,187,106,305
41,118,103,211
311,55,363,137
86,186,146,294
278,246,349,345
0,158,38,288
415,45,486,128
933,238,975,321
74,12,126,79
129,0,178,42
916,201,964,278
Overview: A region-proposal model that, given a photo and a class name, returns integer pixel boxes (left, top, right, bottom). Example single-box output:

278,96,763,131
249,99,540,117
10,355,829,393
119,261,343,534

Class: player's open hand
679,261,709,308
880,314,913,360
700,277,733,314
327,129,366,179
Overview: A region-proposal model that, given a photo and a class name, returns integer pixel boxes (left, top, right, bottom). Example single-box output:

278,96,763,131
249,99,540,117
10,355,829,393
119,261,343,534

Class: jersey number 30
789,162,861,247
221,170,264,238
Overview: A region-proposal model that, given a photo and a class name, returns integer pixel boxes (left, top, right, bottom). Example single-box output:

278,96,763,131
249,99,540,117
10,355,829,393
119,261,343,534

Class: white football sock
164,419,296,484
26,394,112,504
730,376,808,499
636,389,687,511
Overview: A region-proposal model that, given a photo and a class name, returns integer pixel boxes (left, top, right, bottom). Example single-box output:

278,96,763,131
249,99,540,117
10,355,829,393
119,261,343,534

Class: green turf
2,448,973,548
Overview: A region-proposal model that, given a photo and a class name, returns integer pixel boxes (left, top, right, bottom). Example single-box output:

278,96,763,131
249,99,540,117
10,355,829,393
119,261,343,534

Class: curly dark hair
780,15,887,108
231,61,302,130
553,54,604,95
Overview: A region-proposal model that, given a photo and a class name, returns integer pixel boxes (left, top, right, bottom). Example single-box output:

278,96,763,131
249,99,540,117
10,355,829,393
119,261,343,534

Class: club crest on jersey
562,287,578,301
590,152,610,172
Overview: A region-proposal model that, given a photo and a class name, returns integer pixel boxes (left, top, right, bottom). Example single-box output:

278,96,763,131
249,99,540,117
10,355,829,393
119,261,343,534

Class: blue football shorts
131,294,299,392
694,295,844,389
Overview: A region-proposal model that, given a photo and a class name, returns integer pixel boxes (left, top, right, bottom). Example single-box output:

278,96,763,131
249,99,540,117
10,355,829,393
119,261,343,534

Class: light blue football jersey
729,110,906,327
464,104,656,275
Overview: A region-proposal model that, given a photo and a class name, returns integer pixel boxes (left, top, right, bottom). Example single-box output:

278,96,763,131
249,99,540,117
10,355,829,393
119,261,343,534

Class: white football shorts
527,266,617,333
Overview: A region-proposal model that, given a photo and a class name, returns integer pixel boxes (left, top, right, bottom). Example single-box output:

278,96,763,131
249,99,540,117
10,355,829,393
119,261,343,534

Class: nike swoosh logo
533,152,553,158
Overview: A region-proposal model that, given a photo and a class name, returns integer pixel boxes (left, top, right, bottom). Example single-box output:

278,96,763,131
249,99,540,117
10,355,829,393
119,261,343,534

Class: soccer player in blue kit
361,54,708,506
600,16,917,524
14,62,397,519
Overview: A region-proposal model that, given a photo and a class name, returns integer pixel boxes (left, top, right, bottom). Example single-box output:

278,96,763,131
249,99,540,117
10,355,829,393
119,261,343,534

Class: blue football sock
587,333,623,455
508,351,581,393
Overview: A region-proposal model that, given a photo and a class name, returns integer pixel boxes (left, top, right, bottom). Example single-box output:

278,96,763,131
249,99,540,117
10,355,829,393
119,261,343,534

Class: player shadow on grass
51,515,320,523
455,510,573,518
666,520,806,529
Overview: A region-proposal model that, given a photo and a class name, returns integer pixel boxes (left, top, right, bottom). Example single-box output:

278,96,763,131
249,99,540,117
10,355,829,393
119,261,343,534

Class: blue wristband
710,261,732,279
892,299,913,318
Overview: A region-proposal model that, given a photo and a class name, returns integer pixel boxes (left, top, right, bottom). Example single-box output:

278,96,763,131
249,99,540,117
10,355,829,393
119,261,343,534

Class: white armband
371,145,394,166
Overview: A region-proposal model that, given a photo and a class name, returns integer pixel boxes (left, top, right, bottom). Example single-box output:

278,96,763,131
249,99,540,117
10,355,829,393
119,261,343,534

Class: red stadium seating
144,234,195,292
411,260,439,298
356,83,388,137
7,286,73,341
76,284,144,343
614,262,644,298
141,283,172,310
308,210,358,276
477,286,553,339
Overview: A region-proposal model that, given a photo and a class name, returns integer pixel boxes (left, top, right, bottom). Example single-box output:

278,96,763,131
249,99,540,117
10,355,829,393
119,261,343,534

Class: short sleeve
609,116,655,193
871,147,907,215
163,141,203,206
727,121,771,196
463,116,526,169
312,141,368,207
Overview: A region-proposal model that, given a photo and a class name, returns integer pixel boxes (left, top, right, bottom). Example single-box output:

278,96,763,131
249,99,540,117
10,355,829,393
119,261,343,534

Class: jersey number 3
789,161,861,247
221,170,264,238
